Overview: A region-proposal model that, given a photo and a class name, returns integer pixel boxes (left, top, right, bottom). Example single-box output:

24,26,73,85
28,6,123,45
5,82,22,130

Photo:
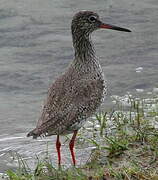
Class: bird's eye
88,16,97,23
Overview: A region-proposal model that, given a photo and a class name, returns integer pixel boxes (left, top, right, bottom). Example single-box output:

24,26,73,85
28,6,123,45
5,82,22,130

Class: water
0,0,158,172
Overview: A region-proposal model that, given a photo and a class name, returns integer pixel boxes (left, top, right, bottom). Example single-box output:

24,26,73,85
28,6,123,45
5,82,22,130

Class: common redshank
27,11,131,166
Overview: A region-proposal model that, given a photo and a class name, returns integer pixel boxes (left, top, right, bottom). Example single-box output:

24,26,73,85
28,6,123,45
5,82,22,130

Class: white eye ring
88,15,97,23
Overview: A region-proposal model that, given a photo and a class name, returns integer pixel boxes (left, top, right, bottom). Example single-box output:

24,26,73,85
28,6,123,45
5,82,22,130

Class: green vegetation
1,92,158,180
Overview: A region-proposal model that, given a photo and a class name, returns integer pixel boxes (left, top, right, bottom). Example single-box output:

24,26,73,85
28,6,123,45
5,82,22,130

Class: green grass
1,92,158,180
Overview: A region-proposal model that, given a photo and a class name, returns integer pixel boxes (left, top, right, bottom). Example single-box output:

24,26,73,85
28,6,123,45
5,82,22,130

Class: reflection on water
0,0,158,172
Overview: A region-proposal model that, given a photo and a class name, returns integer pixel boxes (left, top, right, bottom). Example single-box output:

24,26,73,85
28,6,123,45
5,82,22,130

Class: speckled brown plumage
27,11,107,138
27,11,131,165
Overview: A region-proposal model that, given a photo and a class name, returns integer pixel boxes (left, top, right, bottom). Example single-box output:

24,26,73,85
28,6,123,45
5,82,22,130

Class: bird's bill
100,23,131,32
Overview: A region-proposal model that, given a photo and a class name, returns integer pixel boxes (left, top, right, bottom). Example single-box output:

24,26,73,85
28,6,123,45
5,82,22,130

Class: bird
27,10,131,166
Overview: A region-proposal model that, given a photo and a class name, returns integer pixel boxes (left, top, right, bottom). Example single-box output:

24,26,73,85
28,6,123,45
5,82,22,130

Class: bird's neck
72,33,95,61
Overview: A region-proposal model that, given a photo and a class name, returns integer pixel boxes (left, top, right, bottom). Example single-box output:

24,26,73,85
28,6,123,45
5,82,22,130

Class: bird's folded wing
35,78,105,136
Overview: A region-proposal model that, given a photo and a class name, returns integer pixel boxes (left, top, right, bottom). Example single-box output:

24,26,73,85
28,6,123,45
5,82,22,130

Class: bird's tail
27,128,39,139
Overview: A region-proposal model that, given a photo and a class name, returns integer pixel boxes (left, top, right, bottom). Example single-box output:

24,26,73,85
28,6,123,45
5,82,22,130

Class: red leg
69,130,78,166
56,135,61,166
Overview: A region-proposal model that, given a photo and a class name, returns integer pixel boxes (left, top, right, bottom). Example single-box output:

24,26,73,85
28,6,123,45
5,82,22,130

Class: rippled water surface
0,0,158,172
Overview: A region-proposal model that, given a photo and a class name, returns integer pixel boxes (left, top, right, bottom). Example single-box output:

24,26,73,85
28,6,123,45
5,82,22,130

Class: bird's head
71,11,131,36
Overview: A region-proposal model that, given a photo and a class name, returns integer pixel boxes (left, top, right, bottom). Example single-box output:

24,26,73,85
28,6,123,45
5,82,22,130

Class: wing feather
32,77,105,136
